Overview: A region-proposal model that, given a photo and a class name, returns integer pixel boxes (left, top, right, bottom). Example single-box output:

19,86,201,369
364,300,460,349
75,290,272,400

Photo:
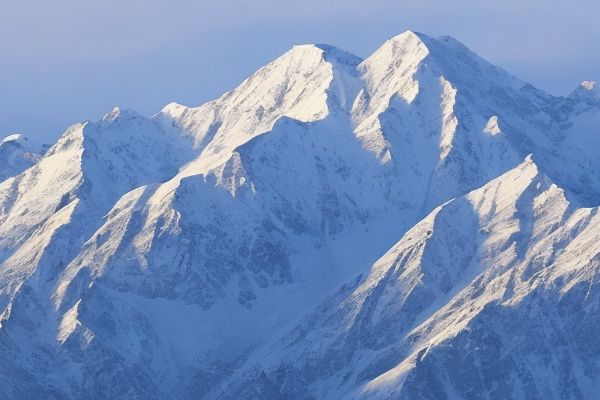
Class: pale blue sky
2,0,599,142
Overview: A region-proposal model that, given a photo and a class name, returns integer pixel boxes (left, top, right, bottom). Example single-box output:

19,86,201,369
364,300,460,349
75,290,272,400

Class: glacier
0,30,599,399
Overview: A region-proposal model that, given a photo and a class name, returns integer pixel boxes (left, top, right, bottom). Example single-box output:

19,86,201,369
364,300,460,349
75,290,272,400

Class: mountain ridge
1,30,599,399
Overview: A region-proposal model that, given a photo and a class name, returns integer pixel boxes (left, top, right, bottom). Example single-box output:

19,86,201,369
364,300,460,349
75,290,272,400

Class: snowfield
1,31,599,399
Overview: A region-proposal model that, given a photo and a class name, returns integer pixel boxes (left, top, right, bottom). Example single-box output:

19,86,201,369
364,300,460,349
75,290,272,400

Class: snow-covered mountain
1,31,599,399
0,134,44,182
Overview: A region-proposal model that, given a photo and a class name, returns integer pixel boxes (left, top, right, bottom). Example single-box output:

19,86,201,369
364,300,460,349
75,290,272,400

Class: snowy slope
0,134,44,183
0,31,600,399
0,109,196,339
212,156,600,399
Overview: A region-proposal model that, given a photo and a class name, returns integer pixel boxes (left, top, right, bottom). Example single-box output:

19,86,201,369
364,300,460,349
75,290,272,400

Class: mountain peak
581,80,597,91
356,30,431,108
375,30,431,58
568,80,600,104
1,133,26,145
0,133,44,182
284,43,362,68
101,106,142,123
378,30,472,59
386,29,426,44
4,30,600,400
0,133,42,153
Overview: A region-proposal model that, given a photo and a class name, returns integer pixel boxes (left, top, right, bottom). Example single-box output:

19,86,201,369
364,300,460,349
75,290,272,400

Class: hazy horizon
2,0,599,142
